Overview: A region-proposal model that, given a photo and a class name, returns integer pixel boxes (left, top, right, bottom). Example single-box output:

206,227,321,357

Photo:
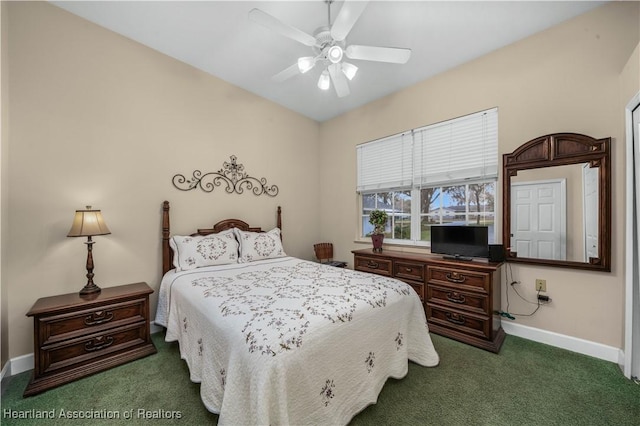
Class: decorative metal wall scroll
172,155,279,197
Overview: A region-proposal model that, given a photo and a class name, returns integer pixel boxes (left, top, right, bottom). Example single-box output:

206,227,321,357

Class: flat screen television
430,225,489,261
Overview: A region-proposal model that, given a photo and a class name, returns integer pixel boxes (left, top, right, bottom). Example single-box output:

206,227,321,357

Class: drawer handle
366,261,379,269
445,312,466,325
84,310,114,326
446,292,466,304
84,336,114,352
445,272,466,283
405,267,413,272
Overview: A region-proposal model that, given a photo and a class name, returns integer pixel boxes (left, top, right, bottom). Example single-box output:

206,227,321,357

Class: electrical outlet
535,279,547,292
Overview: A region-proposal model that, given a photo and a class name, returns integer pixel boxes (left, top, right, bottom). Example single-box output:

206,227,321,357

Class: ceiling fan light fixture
342,62,358,80
297,56,315,74
318,70,331,90
250,1,410,98
327,45,343,64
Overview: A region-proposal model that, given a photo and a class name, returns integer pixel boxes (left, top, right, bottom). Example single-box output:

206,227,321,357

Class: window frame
360,178,497,246
356,108,499,247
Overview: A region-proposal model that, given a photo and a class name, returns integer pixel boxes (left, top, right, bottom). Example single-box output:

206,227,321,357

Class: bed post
277,206,282,240
162,201,171,276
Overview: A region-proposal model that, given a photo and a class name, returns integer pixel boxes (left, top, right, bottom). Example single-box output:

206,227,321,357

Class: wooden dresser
24,282,157,396
353,248,505,353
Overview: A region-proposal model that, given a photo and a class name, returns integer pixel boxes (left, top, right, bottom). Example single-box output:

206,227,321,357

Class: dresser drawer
426,304,490,340
426,284,488,315
39,298,148,346
354,255,393,276
394,261,425,282
400,280,424,303
39,322,147,375
427,266,491,293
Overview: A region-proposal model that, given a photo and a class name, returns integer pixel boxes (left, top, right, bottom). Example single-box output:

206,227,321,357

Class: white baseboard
502,322,620,363
7,352,34,377
617,348,626,375
150,321,163,335
1,360,9,381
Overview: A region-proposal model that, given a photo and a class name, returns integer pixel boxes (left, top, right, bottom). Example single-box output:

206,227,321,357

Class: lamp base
79,236,102,296
79,283,101,296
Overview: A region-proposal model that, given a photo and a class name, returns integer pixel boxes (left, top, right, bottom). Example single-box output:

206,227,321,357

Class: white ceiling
51,1,605,122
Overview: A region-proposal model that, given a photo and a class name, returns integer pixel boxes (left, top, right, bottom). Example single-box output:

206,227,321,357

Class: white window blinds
356,132,413,191
356,108,498,192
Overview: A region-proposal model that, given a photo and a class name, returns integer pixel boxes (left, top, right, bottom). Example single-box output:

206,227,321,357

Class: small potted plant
368,209,388,252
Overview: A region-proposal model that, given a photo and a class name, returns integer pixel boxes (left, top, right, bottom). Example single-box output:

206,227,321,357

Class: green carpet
2,332,638,425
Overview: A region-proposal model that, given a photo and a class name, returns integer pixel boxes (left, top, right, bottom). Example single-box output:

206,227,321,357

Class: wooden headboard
161,200,282,276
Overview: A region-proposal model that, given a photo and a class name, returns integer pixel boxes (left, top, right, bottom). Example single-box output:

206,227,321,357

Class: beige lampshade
67,206,111,237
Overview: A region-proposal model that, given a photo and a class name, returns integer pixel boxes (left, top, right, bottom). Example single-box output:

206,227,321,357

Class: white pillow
234,228,286,263
170,229,238,271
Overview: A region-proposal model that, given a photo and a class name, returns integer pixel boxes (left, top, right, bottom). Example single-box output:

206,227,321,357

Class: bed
155,201,439,425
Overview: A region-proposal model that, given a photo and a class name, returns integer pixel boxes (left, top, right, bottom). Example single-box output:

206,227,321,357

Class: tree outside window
365,180,495,244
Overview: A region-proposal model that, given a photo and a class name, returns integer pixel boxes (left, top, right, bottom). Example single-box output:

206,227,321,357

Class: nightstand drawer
354,256,392,276
426,284,488,315
427,266,491,293
426,304,490,340
394,261,425,282
40,322,147,375
40,298,148,346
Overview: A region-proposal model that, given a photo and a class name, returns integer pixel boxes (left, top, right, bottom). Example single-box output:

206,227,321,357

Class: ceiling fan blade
272,63,300,83
345,45,411,64
328,63,350,98
330,0,369,42
249,8,316,47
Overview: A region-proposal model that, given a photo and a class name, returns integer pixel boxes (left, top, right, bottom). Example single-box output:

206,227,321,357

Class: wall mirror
502,133,611,271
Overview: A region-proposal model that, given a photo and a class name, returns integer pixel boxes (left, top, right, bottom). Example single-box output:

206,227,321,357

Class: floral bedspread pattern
156,257,439,426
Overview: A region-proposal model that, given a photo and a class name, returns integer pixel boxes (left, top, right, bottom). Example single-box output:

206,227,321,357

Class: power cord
498,311,515,320
501,262,550,318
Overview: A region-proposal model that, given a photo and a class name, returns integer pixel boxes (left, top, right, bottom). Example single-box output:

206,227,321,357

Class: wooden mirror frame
502,133,611,271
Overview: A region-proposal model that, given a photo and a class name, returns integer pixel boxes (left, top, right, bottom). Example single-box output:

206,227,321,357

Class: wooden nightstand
24,282,157,396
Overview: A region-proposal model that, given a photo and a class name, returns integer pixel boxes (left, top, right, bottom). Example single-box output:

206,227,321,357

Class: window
362,191,412,240
357,109,498,245
420,181,496,243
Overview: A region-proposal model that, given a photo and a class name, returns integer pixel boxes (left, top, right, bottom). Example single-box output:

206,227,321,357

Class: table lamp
67,206,111,295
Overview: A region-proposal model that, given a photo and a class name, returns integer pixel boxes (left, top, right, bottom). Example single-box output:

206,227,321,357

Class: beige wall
1,0,9,369
620,42,640,110
319,2,640,348
5,2,320,358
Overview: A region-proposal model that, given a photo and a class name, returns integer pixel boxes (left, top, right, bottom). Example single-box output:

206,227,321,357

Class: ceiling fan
249,0,411,98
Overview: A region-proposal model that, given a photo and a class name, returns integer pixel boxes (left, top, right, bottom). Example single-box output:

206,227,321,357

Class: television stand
442,254,472,261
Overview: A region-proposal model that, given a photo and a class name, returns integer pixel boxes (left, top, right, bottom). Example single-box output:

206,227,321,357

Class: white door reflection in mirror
511,179,567,260
583,164,599,260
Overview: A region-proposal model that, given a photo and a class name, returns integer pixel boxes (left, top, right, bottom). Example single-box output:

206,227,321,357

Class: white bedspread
156,257,439,425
